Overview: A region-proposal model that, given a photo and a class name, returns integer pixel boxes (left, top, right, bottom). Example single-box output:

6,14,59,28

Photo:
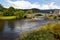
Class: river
0,19,60,40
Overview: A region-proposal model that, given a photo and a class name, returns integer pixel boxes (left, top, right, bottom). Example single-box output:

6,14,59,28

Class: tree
8,7,15,12
0,11,3,16
3,10,9,16
3,7,15,16
14,10,25,19
0,4,4,12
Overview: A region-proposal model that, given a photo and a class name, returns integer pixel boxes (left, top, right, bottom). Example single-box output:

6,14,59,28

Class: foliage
20,27,54,40
19,22,60,40
0,4,4,12
49,22,60,35
14,10,25,19
3,7,15,16
0,11,3,16
0,4,26,19
3,10,14,16
8,7,15,11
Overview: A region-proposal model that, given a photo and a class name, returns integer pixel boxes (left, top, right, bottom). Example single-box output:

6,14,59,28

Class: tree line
0,4,33,19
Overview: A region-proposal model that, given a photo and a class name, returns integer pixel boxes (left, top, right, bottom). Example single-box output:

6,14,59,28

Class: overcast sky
0,0,60,9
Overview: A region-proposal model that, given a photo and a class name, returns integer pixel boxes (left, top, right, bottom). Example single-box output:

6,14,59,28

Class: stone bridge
25,13,47,17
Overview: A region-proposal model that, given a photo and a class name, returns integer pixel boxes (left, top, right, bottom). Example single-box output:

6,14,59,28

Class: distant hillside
22,8,55,13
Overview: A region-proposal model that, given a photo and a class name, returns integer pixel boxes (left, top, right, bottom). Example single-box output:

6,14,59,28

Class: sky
0,0,60,9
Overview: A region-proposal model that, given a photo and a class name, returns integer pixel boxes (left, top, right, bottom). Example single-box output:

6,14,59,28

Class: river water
0,19,60,40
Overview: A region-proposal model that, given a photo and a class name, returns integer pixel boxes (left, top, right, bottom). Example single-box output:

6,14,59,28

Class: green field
0,16,16,20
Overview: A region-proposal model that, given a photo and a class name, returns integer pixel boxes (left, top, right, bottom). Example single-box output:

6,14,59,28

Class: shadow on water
8,20,15,30
0,20,4,40
0,20,19,40
0,20,4,32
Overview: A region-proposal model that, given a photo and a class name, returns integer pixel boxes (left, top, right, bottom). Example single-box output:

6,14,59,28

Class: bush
50,22,60,35
19,22,60,40
20,29,54,40
3,10,14,16
19,22,55,40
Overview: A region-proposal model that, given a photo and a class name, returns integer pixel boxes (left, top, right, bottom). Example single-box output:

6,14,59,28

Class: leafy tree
3,10,9,16
0,11,3,16
8,7,15,12
14,10,25,19
0,4,4,12
3,7,15,16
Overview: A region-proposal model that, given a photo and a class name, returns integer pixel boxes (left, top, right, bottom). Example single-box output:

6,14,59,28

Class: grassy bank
20,22,60,40
0,16,16,20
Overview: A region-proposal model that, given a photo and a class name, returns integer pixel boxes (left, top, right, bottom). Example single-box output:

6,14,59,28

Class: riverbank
0,16,16,20
20,22,60,40
0,19,60,40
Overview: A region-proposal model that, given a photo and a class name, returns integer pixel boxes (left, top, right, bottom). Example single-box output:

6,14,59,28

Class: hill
22,8,55,13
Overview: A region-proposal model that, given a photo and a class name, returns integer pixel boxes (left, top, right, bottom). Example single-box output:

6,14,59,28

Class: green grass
0,16,16,20
19,22,60,40
20,30,54,40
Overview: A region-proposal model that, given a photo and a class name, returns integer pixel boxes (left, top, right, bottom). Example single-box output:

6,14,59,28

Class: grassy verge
0,16,16,20
19,22,60,40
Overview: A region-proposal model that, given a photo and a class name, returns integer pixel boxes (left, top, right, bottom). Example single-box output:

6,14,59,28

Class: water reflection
8,20,15,30
0,19,59,40
14,20,39,32
0,20,4,32
0,20,4,40
2,20,19,40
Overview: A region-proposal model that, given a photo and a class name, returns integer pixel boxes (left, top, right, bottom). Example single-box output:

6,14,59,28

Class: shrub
19,22,55,40
19,22,60,40
50,22,60,35
20,29,54,40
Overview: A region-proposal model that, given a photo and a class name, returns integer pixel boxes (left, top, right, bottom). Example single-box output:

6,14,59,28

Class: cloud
4,0,60,9
40,2,60,9
5,0,32,9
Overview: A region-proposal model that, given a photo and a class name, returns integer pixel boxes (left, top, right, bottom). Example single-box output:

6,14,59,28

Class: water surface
0,19,60,40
